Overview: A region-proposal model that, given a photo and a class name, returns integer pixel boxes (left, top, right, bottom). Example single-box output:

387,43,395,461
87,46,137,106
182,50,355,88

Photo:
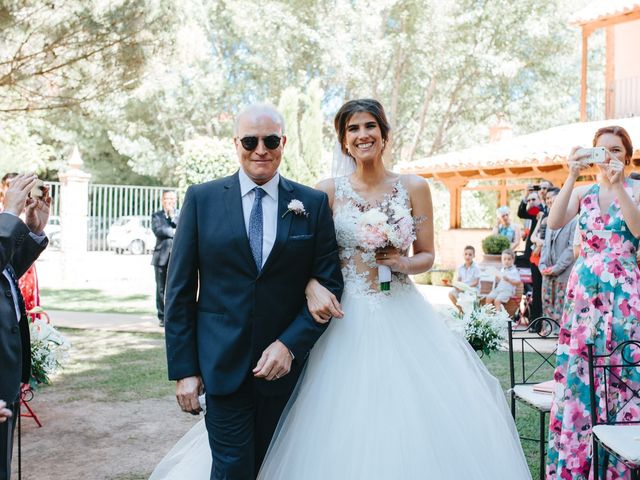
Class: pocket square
290,234,313,241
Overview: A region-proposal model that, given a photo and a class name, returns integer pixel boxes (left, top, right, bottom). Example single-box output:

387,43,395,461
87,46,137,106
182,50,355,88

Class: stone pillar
58,146,91,286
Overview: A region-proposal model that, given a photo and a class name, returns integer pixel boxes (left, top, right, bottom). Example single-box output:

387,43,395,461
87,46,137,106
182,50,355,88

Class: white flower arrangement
28,307,71,386
448,290,509,356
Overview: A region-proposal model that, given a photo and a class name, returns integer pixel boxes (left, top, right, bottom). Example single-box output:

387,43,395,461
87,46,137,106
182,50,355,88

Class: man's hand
253,340,293,381
305,278,343,323
25,185,51,234
0,400,12,424
3,173,37,216
176,376,203,415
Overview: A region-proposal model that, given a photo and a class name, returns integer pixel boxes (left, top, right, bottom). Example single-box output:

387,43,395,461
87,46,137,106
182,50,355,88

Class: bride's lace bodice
333,176,414,298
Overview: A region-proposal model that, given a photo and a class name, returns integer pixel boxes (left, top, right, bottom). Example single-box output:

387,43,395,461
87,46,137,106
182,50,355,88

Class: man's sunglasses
238,135,282,151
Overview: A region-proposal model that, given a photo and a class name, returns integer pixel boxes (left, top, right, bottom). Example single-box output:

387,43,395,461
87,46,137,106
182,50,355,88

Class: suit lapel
223,172,258,274
261,176,294,275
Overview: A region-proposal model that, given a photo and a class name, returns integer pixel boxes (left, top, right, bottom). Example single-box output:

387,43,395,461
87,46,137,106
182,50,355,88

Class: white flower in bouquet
28,309,71,386
354,207,417,291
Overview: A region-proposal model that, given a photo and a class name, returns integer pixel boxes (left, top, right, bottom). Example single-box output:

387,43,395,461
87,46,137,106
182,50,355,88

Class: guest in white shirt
448,245,481,310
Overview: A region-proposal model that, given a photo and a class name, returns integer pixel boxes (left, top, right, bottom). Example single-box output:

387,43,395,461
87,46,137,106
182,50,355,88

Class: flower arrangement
28,307,70,387
449,287,509,356
354,205,417,291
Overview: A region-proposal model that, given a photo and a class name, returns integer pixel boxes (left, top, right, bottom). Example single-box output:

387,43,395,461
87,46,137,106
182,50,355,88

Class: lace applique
333,176,415,303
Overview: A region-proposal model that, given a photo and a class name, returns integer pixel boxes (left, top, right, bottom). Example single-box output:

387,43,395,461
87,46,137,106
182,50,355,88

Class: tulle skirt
151,284,532,479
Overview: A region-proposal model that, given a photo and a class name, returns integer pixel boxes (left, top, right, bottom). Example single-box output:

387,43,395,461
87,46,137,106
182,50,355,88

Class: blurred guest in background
151,190,179,328
492,206,521,251
537,187,576,321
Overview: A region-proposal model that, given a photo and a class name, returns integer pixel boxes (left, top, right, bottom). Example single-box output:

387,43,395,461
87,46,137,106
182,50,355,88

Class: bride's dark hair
334,99,391,156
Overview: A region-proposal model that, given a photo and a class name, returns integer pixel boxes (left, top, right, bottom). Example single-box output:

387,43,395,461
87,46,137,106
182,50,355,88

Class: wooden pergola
397,117,640,229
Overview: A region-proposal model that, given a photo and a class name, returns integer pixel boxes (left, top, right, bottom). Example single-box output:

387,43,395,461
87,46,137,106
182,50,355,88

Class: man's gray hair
233,103,286,135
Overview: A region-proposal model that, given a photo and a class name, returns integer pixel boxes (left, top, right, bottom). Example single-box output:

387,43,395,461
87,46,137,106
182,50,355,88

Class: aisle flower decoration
448,284,509,356
28,307,71,387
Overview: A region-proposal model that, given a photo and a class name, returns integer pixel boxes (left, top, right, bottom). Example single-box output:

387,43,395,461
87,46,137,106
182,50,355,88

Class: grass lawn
41,329,550,478
40,288,155,315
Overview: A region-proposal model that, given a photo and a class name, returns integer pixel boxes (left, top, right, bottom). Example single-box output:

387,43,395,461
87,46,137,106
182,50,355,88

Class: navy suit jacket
164,172,343,396
0,214,47,403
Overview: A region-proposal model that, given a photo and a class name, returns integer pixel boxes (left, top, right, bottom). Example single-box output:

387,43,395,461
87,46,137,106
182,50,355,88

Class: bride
151,99,532,479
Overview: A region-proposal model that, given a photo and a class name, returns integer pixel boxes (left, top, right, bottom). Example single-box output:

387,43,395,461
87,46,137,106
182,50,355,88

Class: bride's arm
304,178,344,324
378,175,435,275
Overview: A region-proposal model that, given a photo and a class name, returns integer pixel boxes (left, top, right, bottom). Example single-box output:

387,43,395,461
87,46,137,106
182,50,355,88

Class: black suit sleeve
164,188,200,380
0,213,46,277
152,212,176,240
278,192,343,362
517,200,534,220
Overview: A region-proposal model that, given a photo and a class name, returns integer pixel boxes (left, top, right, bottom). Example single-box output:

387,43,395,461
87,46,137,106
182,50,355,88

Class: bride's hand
376,247,409,274
305,278,344,324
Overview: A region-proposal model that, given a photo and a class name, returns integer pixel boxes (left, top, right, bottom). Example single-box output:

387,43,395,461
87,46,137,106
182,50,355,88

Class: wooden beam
577,9,640,31
605,26,615,119
581,28,589,122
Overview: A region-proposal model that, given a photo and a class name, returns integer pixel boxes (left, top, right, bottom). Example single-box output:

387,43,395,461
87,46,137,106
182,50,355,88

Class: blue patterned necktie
249,187,265,270
6,264,26,318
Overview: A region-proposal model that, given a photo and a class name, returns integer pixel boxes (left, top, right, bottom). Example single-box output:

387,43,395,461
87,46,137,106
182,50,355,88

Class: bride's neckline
344,174,403,207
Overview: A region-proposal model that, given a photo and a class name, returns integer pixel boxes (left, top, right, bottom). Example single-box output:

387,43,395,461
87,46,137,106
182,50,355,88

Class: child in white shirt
485,249,520,309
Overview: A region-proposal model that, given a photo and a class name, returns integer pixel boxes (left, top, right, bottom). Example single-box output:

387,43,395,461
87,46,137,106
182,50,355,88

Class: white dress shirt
238,168,279,268
1,212,47,321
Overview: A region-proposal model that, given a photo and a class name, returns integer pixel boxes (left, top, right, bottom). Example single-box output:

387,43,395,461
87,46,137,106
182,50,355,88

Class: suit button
5,290,12,298
11,326,18,333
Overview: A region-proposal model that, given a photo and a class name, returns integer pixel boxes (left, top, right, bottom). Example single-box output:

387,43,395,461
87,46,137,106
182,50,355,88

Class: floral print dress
546,182,640,479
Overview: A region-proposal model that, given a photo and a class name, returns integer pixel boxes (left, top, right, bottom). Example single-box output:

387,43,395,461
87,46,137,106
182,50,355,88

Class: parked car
46,216,62,249
107,216,156,255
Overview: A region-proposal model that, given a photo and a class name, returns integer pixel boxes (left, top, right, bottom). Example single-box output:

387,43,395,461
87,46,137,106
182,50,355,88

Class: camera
29,179,44,198
575,147,608,164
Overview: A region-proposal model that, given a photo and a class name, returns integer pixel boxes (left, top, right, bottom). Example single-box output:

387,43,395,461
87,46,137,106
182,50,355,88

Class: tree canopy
0,0,596,185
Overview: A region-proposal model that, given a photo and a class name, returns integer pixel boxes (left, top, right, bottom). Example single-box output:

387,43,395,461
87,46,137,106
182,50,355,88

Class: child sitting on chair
485,249,520,310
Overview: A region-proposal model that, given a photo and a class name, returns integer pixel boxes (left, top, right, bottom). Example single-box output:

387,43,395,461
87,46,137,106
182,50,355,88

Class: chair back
587,341,640,428
507,317,560,389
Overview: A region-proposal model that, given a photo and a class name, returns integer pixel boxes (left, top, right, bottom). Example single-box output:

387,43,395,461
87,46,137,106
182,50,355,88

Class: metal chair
507,316,560,480
587,341,640,479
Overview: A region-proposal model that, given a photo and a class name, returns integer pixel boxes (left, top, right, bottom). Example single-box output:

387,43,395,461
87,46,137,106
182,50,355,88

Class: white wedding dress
150,177,532,480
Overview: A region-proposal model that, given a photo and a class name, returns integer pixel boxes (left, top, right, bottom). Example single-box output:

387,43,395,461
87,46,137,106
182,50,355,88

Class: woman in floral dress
546,126,640,479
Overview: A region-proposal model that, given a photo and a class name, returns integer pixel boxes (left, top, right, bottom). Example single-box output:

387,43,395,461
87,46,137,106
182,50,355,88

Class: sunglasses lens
240,137,259,150
264,135,281,150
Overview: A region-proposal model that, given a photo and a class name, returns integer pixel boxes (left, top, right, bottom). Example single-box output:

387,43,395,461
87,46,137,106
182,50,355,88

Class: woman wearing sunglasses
256,99,531,479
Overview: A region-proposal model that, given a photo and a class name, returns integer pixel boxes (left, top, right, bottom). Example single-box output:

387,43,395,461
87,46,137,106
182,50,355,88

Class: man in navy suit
0,173,49,480
164,104,343,479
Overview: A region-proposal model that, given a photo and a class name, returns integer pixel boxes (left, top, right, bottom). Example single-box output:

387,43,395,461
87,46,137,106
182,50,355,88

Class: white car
107,216,156,254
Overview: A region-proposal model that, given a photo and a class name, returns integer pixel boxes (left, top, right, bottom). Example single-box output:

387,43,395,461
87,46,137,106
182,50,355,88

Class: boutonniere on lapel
282,199,309,218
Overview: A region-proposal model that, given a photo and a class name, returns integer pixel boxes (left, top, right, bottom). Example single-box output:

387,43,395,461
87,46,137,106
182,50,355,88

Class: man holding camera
0,173,50,480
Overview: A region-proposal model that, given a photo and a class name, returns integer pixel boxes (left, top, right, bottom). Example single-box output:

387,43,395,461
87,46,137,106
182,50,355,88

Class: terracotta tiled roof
397,117,640,175
570,0,640,25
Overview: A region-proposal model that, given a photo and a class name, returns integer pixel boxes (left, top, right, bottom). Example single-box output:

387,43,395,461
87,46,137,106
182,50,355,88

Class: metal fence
616,76,640,118
44,182,178,252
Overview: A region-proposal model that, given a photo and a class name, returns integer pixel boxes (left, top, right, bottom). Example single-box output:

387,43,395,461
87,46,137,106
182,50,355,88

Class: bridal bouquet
354,206,416,291
29,308,71,386
449,293,509,356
